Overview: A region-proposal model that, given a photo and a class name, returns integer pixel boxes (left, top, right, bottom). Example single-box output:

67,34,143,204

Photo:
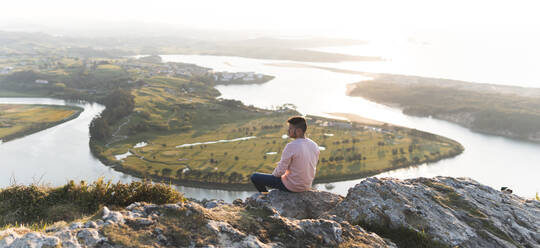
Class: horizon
2,0,540,41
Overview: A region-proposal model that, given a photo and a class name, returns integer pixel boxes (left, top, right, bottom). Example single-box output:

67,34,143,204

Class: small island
0,104,82,143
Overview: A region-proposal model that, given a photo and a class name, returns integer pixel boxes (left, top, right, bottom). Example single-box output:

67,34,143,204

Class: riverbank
0,104,83,143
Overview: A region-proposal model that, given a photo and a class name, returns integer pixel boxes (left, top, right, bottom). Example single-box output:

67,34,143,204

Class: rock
245,189,344,219
143,204,159,214
69,222,83,230
102,207,125,224
76,229,102,246
57,230,81,248
157,234,167,243
2,231,61,248
126,202,142,211
207,220,280,248
331,176,540,248
204,199,225,209
134,218,155,226
233,198,244,206
270,215,393,248
84,221,98,229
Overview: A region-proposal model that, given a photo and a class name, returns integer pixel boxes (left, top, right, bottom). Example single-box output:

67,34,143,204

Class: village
0,54,273,87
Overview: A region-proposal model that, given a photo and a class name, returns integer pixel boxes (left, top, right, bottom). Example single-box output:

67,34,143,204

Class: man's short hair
287,116,307,133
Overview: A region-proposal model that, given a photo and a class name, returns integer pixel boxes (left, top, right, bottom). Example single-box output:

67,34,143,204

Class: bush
0,178,184,226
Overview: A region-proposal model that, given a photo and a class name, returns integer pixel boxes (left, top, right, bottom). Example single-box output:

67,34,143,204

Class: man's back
272,138,320,192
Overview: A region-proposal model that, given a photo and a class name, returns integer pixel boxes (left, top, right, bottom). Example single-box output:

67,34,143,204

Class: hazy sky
2,0,539,39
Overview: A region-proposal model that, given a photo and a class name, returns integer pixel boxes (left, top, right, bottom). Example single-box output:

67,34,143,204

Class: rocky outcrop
245,189,344,219
330,177,540,248
0,195,391,248
1,177,538,248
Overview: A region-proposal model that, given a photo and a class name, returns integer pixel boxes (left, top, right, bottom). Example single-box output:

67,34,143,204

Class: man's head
287,116,307,139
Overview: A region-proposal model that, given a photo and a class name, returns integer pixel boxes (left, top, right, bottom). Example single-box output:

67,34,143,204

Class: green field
0,104,82,142
94,75,463,189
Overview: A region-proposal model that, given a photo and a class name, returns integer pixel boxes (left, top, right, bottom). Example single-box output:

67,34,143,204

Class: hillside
1,177,538,247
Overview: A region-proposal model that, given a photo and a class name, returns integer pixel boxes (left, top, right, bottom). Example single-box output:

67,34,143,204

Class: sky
2,0,539,40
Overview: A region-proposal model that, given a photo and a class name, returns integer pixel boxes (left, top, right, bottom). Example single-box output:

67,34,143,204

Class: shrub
0,178,184,226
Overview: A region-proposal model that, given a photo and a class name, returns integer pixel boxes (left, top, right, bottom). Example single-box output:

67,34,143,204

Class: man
250,116,320,193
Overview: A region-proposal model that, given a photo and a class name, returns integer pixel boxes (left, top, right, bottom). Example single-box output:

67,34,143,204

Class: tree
89,115,111,141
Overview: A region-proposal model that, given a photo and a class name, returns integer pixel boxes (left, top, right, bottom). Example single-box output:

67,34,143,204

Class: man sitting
250,116,320,193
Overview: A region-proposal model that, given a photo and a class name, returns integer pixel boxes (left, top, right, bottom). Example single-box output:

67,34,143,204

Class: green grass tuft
0,178,184,228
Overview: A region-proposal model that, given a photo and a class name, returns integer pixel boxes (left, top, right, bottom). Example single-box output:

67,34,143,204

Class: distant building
35,79,49,84
0,67,13,74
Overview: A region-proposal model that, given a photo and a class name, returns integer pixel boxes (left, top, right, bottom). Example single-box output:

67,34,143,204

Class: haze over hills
0,30,379,62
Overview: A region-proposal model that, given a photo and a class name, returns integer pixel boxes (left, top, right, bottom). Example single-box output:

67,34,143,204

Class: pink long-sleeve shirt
272,138,320,192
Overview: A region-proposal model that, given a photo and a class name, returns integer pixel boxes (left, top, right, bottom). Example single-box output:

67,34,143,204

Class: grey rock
157,234,168,243
3,231,61,248
126,202,142,211
154,227,164,235
69,222,83,230
207,220,279,248
84,221,98,229
143,204,159,214
57,230,81,248
204,200,220,209
134,218,155,226
245,189,344,219
77,229,102,246
163,203,183,211
270,215,392,248
233,198,244,206
331,176,540,248
102,207,125,224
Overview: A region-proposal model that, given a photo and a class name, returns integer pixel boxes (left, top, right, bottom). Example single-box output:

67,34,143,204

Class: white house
0,67,13,74
35,79,49,84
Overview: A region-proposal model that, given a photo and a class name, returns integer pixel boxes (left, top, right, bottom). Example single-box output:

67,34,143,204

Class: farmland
0,104,82,142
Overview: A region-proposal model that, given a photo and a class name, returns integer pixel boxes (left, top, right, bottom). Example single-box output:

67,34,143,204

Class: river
0,98,256,201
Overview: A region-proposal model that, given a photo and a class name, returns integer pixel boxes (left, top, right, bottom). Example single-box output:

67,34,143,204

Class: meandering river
2,51,539,201
0,98,255,201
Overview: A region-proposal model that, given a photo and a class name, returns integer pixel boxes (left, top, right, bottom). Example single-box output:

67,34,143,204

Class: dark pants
250,173,291,192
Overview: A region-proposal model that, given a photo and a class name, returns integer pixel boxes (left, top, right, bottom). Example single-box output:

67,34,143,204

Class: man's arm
272,144,294,177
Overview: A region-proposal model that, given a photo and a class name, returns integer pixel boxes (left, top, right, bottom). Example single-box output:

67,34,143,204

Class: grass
0,178,184,229
0,89,50,97
0,104,82,142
